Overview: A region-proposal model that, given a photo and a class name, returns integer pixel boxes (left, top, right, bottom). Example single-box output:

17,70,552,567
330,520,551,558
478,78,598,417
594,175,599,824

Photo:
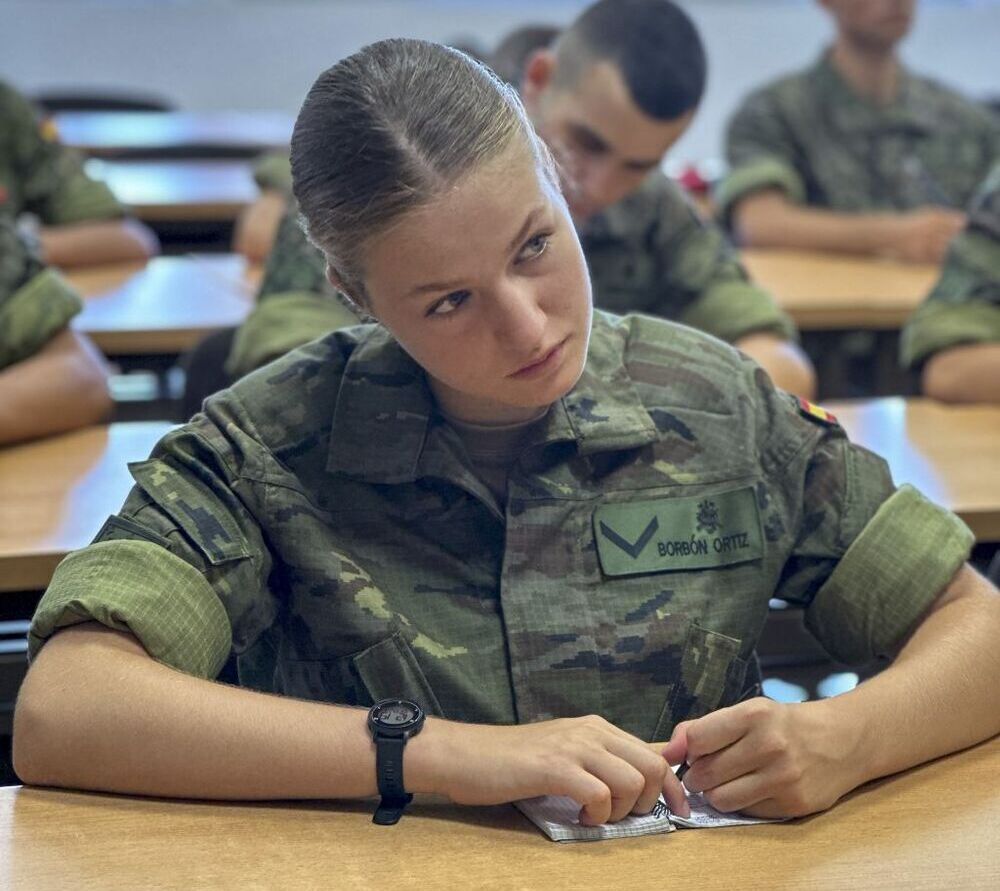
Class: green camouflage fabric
901,163,1000,368
226,172,796,378
251,151,292,194
31,312,972,741
0,81,123,224
225,204,361,377
717,53,1000,223
0,216,83,370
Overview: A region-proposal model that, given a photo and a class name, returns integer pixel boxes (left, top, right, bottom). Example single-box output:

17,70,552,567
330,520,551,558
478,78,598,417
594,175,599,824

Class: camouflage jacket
0,81,123,224
717,52,1000,222
0,216,83,370
31,312,971,740
901,162,1000,367
227,173,796,378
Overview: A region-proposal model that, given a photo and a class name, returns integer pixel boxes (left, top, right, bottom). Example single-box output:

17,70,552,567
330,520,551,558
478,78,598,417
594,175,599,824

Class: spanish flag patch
796,397,839,427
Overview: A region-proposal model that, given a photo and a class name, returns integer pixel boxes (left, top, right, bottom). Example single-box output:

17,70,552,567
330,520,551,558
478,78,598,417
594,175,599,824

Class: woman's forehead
364,150,559,296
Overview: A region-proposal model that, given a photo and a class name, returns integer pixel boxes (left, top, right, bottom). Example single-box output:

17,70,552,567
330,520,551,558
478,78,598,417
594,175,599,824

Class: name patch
593,486,764,576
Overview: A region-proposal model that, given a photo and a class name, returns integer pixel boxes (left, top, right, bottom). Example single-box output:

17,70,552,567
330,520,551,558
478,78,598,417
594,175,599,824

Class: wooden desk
742,249,939,330
0,424,172,593
51,110,293,159
67,255,257,356
85,159,259,222
829,398,1000,541
1,738,997,890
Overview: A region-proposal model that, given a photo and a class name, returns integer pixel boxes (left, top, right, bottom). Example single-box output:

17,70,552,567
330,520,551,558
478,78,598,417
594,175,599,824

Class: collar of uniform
324,313,658,483
533,312,659,458
811,50,934,135
325,325,433,483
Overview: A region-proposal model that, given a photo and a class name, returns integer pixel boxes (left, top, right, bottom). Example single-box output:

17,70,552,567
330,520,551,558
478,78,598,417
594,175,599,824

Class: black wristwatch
367,698,425,825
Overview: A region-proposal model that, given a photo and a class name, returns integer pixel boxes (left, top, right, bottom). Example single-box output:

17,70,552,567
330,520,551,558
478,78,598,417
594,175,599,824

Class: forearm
14,625,386,800
0,330,112,445
922,344,1000,403
734,194,897,256
39,219,159,267
735,333,817,398
830,564,1000,787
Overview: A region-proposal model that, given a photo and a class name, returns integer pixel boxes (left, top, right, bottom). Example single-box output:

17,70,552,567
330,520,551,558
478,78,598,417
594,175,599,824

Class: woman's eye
426,290,470,317
519,233,551,262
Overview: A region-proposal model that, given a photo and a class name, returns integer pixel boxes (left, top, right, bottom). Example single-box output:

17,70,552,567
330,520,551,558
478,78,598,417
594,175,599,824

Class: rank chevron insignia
598,516,659,559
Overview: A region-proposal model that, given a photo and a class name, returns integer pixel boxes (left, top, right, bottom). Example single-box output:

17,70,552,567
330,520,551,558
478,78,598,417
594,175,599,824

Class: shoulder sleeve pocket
128,458,251,565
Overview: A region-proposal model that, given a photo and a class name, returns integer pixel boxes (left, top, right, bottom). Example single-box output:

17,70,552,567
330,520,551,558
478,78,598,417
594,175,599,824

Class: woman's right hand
407,714,690,824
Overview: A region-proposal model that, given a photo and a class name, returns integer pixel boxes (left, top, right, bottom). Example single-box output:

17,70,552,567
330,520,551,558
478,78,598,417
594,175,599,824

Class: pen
674,683,762,784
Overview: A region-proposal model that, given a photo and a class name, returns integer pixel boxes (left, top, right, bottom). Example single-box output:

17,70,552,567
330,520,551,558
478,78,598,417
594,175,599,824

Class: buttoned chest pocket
587,481,773,738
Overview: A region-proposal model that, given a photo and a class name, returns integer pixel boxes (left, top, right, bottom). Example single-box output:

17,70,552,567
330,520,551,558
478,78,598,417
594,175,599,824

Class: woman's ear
326,264,377,322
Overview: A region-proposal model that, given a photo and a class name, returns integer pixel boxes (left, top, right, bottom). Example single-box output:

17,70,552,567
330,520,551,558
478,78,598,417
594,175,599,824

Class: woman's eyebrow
506,205,547,253
404,206,548,299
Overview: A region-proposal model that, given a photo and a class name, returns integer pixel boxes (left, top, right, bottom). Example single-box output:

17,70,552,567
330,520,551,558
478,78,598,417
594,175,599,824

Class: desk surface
0,423,172,593
52,110,293,158
1,737,997,890
828,398,1000,541
742,249,939,330
85,159,259,222
68,254,256,355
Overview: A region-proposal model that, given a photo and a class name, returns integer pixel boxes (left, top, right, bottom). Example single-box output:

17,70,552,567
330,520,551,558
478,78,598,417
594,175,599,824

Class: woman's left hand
659,697,866,819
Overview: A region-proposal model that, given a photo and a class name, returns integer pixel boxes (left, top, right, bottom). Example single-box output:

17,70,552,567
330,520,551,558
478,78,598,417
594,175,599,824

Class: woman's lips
509,338,568,379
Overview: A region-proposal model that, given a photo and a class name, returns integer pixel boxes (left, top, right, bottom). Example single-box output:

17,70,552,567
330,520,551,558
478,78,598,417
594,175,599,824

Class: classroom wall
2,0,998,164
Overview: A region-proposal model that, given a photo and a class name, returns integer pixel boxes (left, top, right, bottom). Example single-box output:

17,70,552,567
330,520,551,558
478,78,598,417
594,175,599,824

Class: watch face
379,703,417,726
372,699,423,730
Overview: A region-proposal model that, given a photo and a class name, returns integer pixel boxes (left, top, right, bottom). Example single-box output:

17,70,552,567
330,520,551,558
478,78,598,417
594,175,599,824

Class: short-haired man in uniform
717,0,999,264
0,81,158,267
901,163,1000,402
226,0,817,399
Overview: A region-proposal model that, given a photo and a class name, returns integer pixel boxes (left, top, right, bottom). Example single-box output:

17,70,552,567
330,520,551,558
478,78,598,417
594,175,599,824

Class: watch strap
373,734,411,824
373,793,413,826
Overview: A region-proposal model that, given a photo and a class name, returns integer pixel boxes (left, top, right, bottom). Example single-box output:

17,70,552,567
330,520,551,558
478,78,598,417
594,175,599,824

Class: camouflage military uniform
901,163,1000,368
716,53,1000,223
0,216,83,370
0,81,124,225
226,172,796,378
31,312,971,741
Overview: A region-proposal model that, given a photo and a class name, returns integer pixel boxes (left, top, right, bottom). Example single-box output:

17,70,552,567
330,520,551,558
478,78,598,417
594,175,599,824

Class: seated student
0,217,112,445
717,0,999,264
229,0,816,399
901,163,1000,403
0,81,159,267
14,39,1000,825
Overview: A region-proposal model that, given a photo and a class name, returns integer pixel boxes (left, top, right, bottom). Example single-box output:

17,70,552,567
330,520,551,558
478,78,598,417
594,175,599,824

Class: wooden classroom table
742,249,939,331
828,398,1000,541
51,110,293,159
84,158,259,222
67,254,258,356
1,737,997,890
0,423,172,594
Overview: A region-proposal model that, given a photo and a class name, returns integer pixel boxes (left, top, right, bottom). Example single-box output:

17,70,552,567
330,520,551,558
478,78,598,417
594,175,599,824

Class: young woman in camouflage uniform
15,40,1000,826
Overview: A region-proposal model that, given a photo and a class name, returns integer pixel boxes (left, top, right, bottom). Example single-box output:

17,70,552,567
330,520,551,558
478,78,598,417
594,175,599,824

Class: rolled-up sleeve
28,411,277,678
29,540,232,679
716,90,807,226
804,485,972,664
756,372,973,664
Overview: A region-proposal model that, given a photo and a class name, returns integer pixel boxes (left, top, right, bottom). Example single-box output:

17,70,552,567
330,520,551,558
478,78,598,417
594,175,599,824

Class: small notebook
514,792,785,842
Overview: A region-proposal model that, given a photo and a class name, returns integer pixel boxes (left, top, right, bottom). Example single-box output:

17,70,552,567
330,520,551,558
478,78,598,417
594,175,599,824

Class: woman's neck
830,38,901,106
430,378,551,427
